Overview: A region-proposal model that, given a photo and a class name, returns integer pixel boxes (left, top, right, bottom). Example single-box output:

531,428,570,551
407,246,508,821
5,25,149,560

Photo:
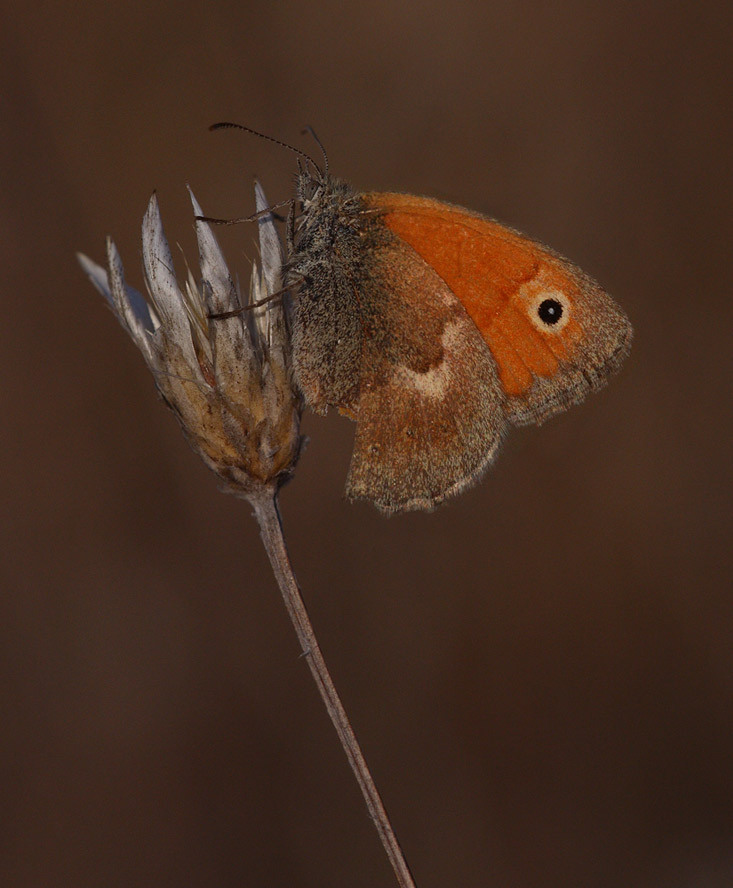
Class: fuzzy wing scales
345,238,507,513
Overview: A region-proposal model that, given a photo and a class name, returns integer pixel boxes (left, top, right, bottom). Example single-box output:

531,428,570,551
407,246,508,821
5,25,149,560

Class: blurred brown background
1,1,731,886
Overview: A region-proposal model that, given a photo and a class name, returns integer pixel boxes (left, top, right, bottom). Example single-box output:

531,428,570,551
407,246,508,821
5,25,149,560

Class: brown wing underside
346,236,507,513
365,193,632,427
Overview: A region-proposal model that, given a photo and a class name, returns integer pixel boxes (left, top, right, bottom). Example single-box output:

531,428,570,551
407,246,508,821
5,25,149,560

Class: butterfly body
285,169,632,514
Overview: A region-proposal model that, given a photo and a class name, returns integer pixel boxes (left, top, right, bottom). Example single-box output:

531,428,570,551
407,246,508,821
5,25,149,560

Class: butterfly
215,125,633,514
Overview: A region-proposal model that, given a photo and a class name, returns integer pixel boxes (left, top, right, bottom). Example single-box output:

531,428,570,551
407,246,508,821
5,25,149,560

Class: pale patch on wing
347,308,507,513
390,318,462,400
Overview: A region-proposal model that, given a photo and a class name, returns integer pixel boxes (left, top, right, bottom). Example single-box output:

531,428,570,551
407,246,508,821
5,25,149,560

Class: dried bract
78,184,303,498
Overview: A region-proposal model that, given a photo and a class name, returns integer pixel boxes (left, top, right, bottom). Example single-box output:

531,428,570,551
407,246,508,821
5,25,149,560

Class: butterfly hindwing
345,236,507,512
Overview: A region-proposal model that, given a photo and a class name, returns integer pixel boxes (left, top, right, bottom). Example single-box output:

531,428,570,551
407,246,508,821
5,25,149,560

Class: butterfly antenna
210,122,323,178
301,125,329,178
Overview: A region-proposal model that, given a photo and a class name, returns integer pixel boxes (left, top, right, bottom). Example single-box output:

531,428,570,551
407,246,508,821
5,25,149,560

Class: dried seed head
78,185,303,499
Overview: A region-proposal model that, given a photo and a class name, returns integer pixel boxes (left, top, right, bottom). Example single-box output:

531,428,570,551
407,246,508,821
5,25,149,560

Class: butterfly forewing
366,193,632,426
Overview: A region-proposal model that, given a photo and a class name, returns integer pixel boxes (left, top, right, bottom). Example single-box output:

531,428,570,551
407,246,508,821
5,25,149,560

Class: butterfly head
293,165,366,245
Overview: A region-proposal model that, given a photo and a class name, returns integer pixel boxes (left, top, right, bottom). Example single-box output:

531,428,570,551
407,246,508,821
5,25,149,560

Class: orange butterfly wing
364,193,632,425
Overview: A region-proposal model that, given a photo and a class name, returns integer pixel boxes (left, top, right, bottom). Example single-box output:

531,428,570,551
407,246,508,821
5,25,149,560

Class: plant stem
250,488,417,888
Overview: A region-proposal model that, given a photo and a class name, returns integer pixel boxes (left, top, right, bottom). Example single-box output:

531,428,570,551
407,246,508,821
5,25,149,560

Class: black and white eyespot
527,291,572,333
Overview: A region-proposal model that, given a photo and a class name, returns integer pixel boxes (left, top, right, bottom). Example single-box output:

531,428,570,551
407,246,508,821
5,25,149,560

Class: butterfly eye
538,298,563,325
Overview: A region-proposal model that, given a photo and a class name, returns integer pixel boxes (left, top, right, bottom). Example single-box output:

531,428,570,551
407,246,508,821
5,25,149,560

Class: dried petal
142,194,202,381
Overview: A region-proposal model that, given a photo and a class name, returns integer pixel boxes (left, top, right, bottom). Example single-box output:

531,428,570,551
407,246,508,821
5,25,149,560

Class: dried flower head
78,184,303,499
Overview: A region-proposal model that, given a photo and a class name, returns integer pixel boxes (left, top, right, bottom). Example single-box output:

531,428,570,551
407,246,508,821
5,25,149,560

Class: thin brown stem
249,487,417,888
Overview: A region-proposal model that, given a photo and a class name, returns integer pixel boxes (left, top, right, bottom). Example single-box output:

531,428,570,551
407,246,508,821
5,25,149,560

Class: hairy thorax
285,174,393,414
